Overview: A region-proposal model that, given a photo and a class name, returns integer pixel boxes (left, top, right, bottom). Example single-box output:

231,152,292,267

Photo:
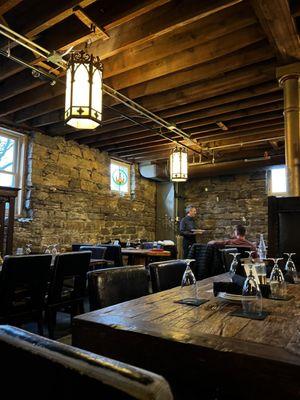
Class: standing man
180,205,202,258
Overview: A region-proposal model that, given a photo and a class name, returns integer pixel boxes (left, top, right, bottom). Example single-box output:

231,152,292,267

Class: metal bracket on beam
73,6,110,41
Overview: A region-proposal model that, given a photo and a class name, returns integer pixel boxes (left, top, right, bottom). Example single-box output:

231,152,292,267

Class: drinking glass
126,239,131,248
16,247,24,256
51,244,58,256
245,250,256,263
242,264,262,316
254,262,267,285
24,244,32,255
269,258,287,299
181,259,197,298
284,253,299,283
229,253,240,280
44,245,51,254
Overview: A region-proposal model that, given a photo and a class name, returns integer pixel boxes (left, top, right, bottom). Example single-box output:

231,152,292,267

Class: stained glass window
110,160,130,194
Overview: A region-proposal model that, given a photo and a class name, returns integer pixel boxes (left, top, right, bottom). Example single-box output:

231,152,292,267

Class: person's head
234,224,246,238
186,205,197,217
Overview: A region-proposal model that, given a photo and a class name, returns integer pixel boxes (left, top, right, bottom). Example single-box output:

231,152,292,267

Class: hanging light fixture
170,147,188,182
65,50,103,130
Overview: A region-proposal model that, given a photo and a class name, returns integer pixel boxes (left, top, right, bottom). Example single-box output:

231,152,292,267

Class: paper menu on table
243,264,260,285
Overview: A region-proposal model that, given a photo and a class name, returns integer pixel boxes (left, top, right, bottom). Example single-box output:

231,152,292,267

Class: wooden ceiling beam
250,0,300,60
102,2,257,78
118,41,273,100
106,26,266,92
0,0,22,16
90,117,284,151
135,61,276,112
86,0,243,60
78,102,283,146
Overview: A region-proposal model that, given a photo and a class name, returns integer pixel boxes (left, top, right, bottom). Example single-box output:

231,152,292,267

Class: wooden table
121,248,171,265
73,273,300,399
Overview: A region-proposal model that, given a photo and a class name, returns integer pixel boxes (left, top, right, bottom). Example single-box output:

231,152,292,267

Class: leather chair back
79,246,106,260
0,325,173,400
188,244,225,280
47,251,91,305
88,266,149,310
220,246,252,276
148,260,191,292
72,243,92,252
100,244,123,267
0,254,52,318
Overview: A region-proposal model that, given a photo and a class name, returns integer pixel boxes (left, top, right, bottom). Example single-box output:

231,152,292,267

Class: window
110,160,130,194
0,129,26,214
270,166,287,195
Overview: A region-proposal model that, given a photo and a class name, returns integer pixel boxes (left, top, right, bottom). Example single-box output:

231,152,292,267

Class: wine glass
245,250,256,263
44,245,51,254
242,264,262,316
181,259,197,298
51,244,58,256
284,253,298,283
229,253,240,280
24,244,32,255
269,258,286,299
126,239,131,248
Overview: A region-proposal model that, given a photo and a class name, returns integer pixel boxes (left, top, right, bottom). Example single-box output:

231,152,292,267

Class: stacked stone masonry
14,132,156,252
183,171,268,245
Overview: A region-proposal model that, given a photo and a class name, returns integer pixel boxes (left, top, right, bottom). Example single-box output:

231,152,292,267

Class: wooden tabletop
73,273,300,399
121,248,171,257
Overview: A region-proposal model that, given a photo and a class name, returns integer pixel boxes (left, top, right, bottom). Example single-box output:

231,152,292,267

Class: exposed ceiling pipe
0,23,201,155
205,135,284,151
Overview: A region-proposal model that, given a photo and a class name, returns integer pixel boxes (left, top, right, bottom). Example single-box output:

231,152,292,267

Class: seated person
208,225,257,252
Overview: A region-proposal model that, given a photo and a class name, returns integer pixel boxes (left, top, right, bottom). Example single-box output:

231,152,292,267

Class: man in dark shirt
180,205,201,258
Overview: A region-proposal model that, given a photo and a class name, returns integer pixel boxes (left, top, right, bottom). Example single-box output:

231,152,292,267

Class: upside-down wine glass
181,259,197,298
229,253,240,280
242,263,262,316
25,244,32,255
269,258,286,299
284,253,298,283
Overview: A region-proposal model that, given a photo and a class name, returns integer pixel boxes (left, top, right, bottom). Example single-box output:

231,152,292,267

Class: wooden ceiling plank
78,102,283,146
0,0,22,16
250,0,300,60
116,41,274,100
89,116,284,150
102,2,257,78
106,25,266,91
86,0,243,60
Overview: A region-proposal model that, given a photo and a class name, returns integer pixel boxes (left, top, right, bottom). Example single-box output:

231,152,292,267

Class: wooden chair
0,254,52,335
100,244,124,267
88,266,149,310
0,325,173,400
45,251,91,338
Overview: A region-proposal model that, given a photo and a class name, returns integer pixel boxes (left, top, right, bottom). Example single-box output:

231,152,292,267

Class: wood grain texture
73,272,300,399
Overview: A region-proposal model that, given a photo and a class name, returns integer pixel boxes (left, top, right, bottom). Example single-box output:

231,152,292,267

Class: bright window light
0,129,26,214
271,167,287,194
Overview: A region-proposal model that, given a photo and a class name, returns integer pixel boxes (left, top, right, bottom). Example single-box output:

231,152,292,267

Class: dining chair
0,325,173,399
45,251,91,338
100,244,124,267
0,254,52,335
71,243,93,251
88,265,149,310
148,260,191,293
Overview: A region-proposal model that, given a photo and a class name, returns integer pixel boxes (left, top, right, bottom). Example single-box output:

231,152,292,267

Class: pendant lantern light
65,50,103,130
170,147,188,182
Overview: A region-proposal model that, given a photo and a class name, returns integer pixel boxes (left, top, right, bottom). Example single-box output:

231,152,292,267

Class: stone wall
14,132,156,251
183,170,268,244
